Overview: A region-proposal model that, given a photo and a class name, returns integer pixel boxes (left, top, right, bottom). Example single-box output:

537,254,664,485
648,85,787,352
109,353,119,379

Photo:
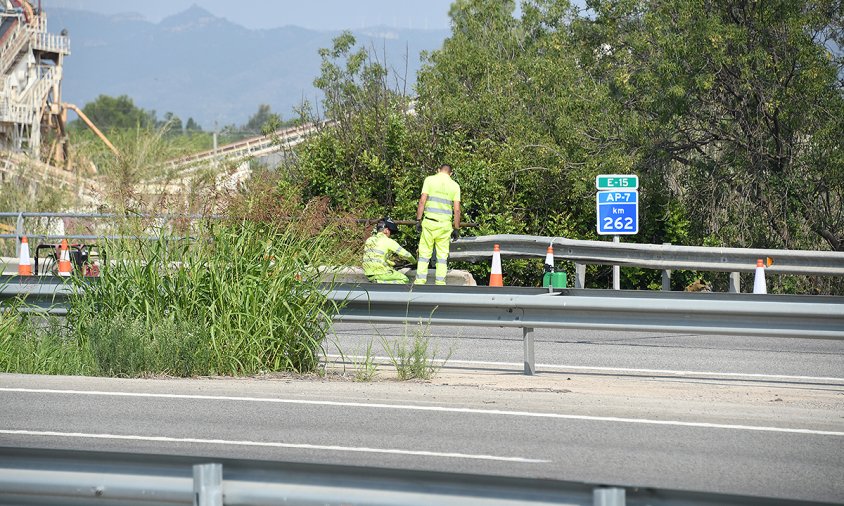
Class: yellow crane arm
63,103,119,156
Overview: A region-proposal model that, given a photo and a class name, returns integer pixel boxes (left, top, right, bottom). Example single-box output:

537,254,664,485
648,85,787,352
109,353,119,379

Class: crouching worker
362,217,416,284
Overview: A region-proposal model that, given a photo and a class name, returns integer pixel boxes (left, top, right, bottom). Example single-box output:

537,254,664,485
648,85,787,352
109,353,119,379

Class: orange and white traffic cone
489,244,503,287
752,258,766,294
58,239,72,277
18,236,32,276
544,244,554,272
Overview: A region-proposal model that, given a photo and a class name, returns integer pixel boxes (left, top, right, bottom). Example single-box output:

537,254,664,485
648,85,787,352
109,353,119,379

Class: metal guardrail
4,278,843,374
0,212,223,257
3,447,831,506
451,235,844,291
6,214,842,291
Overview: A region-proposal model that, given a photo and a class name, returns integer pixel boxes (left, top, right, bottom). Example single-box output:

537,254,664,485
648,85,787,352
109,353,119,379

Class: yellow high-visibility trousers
415,219,452,285
368,270,410,284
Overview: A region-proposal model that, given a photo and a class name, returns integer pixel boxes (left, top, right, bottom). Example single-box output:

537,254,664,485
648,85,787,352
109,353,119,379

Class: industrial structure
0,0,69,162
0,0,309,206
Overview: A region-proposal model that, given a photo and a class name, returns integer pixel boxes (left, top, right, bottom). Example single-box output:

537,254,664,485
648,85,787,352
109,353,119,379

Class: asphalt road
2,322,843,504
328,323,844,378
1,362,843,504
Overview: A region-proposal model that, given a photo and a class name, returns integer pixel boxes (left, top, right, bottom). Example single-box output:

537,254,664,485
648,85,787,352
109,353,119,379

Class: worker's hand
451,229,460,241
387,259,395,267
415,220,422,233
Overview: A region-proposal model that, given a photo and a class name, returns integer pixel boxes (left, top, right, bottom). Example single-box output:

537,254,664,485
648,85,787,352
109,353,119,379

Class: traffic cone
489,244,503,287
544,244,554,273
752,258,766,294
18,236,32,276
58,239,72,277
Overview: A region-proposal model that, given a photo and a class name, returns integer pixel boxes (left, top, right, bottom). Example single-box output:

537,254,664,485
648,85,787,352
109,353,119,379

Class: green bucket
542,271,567,289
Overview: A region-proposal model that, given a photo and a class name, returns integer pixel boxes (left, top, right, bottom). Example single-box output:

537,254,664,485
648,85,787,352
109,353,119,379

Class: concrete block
319,266,476,286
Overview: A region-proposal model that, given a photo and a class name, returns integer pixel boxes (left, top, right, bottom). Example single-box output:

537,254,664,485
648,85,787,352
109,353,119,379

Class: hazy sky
42,0,456,30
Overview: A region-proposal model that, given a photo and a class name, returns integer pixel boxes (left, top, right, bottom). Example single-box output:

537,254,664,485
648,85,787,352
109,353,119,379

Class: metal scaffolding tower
0,0,70,160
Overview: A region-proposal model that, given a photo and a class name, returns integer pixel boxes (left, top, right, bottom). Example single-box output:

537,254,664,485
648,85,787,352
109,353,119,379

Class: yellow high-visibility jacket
421,172,461,224
362,232,414,276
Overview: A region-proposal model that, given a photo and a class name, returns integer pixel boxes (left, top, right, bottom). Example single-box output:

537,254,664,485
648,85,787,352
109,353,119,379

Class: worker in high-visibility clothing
362,217,416,284
414,164,461,285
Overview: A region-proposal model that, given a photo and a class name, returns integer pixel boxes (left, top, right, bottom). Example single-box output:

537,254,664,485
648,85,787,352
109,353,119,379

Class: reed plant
0,303,92,375
67,218,342,377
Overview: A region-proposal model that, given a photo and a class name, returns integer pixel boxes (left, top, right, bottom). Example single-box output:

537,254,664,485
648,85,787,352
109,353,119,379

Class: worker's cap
378,217,399,234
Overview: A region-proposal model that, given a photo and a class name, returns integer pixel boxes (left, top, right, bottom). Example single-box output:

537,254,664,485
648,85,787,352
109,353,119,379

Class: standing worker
363,217,416,284
414,164,461,285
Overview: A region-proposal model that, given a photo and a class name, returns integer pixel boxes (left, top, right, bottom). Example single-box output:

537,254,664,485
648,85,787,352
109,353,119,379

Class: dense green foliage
292,0,843,290
1,218,346,377
74,95,157,131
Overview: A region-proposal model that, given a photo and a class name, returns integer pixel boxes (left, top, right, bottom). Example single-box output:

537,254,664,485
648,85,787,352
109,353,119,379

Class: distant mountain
47,6,449,129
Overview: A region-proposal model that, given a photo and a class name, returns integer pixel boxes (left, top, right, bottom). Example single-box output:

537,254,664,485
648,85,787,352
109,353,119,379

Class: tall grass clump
0,301,92,375
68,215,345,377
381,324,451,381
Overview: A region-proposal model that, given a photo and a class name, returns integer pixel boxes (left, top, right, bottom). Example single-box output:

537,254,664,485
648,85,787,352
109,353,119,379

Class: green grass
1,218,347,377
381,323,451,381
0,304,93,375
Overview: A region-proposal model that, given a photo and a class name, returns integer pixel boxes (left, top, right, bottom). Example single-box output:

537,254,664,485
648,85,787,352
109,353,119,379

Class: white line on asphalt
3,387,843,437
326,354,844,383
0,429,548,464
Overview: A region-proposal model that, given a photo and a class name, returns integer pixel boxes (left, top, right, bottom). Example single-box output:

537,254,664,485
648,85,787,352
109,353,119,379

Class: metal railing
451,235,844,292
2,446,823,506
5,218,844,291
4,279,842,374
0,153,93,191
1,212,222,257
0,18,27,74
160,122,320,181
31,30,70,54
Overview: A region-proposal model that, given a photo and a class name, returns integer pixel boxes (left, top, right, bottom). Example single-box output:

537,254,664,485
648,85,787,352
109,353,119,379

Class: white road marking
326,354,844,383
2,387,843,437
0,429,548,463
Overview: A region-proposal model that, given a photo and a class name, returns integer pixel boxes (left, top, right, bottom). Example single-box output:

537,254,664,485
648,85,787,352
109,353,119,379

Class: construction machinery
0,0,70,162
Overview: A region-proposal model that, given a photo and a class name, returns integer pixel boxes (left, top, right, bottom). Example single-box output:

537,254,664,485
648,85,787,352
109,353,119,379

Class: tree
244,104,281,135
577,0,844,250
160,112,183,135
300,31,417,213
76,95,156,132
291,0,843,289
185,117,203,132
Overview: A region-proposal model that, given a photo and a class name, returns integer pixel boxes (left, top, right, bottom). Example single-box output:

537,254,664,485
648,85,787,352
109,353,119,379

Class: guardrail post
523,327,535,375
662,243,671,291
15,212,23,258
612,236,620,290
193,463,223,506
729,272,741,293
593,486,625,506
575,263,586,289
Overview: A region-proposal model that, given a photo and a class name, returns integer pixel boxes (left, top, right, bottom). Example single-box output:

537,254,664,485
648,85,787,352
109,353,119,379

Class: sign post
596,175,639,290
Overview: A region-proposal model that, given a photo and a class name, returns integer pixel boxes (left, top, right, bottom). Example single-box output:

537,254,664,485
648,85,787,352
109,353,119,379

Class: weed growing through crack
381,323,451,380
354,339,379,382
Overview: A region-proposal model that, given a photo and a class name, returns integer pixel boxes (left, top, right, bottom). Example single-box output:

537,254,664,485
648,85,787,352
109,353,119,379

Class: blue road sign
597,190,638,235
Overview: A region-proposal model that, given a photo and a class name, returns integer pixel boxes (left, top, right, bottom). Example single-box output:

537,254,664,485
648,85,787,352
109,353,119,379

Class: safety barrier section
450,234,844,291
3,279,842,375
0,446,835,506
